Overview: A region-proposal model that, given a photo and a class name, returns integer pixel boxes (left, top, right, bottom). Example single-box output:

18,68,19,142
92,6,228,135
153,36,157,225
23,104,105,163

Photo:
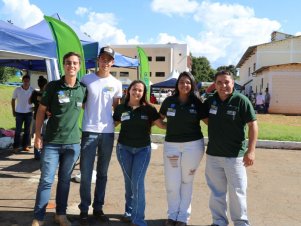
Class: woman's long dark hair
124,80,149,106
174,71,199,99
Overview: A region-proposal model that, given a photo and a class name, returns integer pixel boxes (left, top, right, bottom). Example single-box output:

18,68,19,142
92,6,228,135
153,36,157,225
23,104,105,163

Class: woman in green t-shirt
113,80,165,226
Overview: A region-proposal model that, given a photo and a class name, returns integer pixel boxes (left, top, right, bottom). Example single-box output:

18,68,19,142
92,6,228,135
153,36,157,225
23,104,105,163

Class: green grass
1,85,300,141
0,85,15,129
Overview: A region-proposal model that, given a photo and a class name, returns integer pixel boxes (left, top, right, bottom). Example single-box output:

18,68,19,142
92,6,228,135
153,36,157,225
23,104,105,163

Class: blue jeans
79,132,114,212
117,143,151,226
33,143,80,220
13,112,32,148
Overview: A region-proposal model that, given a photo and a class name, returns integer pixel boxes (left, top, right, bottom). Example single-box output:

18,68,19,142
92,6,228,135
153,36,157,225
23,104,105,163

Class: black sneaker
80,212,89,226
93,209,110,222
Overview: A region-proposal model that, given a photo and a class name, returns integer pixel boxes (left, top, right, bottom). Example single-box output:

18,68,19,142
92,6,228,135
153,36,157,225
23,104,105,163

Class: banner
44,16,86,79
137,46,150,100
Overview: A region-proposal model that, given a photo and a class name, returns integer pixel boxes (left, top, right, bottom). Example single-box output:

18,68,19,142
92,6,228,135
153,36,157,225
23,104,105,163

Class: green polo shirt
159,95,207,142
205,90,256,157
41,76,86,144
113,103,160,147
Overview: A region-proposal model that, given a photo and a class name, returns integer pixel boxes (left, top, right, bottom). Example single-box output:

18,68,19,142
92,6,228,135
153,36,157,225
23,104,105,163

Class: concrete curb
149,134,301,150
114,133,301,150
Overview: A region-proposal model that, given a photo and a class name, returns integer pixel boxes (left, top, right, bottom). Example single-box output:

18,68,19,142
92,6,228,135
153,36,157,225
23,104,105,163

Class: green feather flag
44,15,86,79
137,46,150,100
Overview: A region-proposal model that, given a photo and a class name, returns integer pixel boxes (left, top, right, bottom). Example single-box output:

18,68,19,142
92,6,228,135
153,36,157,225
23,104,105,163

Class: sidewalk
0,143,301,226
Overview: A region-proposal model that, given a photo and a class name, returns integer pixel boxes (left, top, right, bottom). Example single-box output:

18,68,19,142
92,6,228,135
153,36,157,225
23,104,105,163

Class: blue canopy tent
26,14,139,70
151,70,180,88
0,20,59,80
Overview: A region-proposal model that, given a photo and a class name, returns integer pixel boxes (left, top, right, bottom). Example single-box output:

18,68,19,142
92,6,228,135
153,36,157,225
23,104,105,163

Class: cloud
1,0,43,28
151,0,198,16
75,7,89,16
188,1,281,67
77,8,139,45
149,0,281,67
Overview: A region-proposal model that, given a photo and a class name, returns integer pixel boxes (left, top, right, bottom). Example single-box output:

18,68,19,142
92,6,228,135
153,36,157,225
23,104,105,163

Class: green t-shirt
159,95,207,142
41,76,86,144
113,103,160,147
205,91,256,157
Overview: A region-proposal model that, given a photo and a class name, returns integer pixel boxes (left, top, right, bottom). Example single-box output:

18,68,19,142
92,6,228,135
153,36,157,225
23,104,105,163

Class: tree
191,56,215,82
216,65,238,79
0,66,17,83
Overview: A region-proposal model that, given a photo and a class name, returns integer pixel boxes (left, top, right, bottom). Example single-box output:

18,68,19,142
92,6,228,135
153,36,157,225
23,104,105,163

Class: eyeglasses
65,61,79,66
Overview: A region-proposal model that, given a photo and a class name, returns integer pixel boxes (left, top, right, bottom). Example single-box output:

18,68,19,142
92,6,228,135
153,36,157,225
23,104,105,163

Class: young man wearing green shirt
205,70,258,226
32,52,86,226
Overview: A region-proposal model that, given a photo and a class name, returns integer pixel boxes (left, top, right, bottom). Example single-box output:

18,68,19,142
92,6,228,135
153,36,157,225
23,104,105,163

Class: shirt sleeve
159,98,168,116
113,104,122,121
149,105,160,121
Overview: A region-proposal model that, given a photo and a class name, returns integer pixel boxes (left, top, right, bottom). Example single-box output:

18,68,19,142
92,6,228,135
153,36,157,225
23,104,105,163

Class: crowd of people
10,46,258,226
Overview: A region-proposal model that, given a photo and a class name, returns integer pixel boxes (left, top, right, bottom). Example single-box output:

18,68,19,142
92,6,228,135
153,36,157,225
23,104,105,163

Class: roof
252,63,301,75
236,34,301,68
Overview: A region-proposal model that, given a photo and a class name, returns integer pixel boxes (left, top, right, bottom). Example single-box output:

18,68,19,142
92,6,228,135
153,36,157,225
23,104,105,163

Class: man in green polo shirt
204,70,258,226
32,52,86,226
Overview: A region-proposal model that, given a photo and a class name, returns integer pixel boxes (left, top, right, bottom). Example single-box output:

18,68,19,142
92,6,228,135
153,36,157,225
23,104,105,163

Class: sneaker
166,219,176,226
32,219,44,226
23,146,31,152
93,209,109,222
175,221,187,226
79,212,89,226
120,214,131,223
54,214,71,226
12,148,19,154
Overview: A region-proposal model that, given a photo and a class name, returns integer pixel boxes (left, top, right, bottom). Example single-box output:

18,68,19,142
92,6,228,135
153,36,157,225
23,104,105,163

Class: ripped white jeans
163,139,205,223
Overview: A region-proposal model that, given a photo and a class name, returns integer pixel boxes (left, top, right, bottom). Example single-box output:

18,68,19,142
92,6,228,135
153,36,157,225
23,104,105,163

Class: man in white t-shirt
11,75,34,153
78,46,122,225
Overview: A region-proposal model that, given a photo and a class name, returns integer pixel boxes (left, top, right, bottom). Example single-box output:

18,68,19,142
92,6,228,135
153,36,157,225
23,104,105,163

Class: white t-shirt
256,94,265,105
12,86,34,113
81,73,122,133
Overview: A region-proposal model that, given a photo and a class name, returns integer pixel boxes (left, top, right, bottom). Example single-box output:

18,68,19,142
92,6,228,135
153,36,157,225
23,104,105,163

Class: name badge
58,91,70,103
167,108,176,116
209,105,218,115
141,115,148,120
121,112,130,121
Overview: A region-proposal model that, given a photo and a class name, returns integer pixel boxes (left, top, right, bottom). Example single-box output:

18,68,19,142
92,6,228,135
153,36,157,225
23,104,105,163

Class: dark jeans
78,132,114,213
13,112,32,149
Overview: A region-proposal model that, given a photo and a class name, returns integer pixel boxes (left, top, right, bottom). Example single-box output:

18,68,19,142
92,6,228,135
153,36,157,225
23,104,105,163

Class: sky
1,0,301,68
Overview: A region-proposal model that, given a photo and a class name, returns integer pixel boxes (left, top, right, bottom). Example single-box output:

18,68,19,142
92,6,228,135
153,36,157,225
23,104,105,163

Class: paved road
0,144,300,226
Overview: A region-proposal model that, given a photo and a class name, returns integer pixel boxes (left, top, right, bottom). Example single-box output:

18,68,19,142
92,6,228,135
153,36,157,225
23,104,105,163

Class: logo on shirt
121,112,130,121
57,90,70,103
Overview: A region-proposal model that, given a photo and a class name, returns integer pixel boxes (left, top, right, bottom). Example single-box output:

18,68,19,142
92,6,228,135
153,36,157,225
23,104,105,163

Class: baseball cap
98,46,115,59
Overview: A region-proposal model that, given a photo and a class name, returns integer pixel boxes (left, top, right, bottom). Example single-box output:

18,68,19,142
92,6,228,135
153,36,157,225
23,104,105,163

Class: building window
253,63,256,71
148,56,152,61
120,72,129,77
150,72,152,77
111,71,117,77
155,72,165,77
248,67,251,77
156,56,165,62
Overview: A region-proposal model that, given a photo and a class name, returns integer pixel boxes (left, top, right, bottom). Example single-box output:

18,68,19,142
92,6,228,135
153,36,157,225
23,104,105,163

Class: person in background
264,88,271,114
113,80,166,226
159,71,207,226
32,52,86,226
78,46,122,226
11,74,34,153
29,76,48,160
255,92,264,113
204,70,258,226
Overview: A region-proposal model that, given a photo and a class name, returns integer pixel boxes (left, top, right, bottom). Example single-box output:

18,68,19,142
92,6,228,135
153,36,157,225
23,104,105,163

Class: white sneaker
54,214,71,226
32,219,44,226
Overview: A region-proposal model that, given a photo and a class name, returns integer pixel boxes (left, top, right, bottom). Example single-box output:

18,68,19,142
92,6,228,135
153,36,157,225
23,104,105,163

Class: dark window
120,72,129,77
248,67,251,77
111,71,117,77
148,56,152,61
156,56,165,62
150,72,152,77
253,63,256,71
155,72,165,77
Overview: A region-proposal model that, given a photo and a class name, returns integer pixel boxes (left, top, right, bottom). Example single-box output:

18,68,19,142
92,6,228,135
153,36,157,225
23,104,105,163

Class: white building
111,43,191,84
236,31,301,114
